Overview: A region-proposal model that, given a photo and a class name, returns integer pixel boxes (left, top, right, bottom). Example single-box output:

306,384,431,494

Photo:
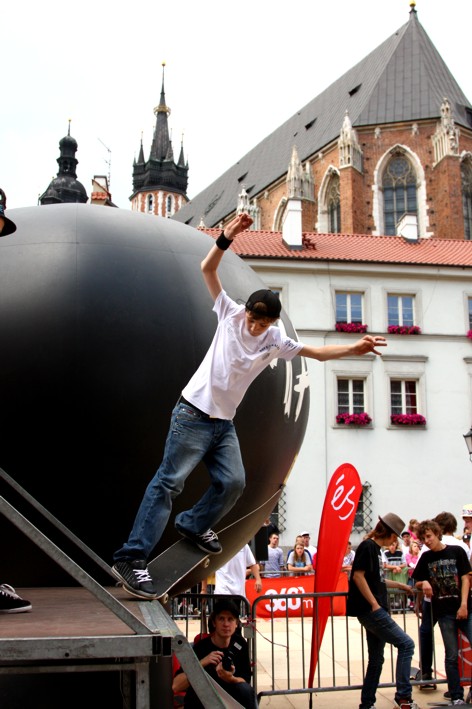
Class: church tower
130,63,188,218
39,122,88,205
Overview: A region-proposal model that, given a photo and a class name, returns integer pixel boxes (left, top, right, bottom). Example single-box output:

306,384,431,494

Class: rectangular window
337,378,365,414
468,297,472,329
335,292,363,323
387,294,414,327
353,482,372,532
390,379,418,415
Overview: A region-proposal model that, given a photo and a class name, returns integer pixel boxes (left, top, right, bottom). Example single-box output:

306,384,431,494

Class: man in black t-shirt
413,519,472,705
172,599,257,708
347,513,417,709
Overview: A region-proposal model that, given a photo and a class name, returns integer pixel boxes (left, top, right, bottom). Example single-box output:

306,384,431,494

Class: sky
2,0,471,211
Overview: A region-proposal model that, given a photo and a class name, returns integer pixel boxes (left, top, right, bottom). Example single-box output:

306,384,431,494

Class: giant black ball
0,204,309,585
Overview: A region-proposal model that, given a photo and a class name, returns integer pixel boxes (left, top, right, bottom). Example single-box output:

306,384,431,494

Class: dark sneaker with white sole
175,526,222,554
112,560,157,600
419,672,437,690
0,584,32,613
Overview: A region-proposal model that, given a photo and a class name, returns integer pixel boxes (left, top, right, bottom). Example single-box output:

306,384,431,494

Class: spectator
172,598,258,708
408,519,420,541
347,513,417,709
341,541,355,576
401,531,412,554
287,542,313,576
416,510,471,692
300,531,317,561
214,545,262,600
263,533,284,578
0,188,17,237
462,504,472,535
414,519,472,706
405,540,421,584
383,538,407,576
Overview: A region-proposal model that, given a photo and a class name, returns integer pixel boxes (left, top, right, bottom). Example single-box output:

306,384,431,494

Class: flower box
336,412,372,426
390,414,426,426
467,330,472,340
387,325,421,335
335,322,368,334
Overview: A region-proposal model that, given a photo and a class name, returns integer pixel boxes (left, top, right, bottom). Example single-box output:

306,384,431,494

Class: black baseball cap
0,189,17,237
246,289,281,319
212,599,240,619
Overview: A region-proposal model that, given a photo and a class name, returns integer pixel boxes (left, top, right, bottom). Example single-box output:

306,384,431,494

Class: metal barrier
250,587,452,704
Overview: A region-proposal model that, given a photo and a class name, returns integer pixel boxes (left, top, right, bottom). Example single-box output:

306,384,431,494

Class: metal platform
0,467,242,708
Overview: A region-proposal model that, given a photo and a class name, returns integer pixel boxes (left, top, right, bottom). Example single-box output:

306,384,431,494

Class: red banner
308,463,362,687
245,572,348,618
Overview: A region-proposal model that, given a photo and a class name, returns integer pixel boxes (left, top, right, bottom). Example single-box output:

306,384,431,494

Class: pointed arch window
382,154,417,235
327,173,341,233
461,158,472,240
147,194,154,214
166,194,174,217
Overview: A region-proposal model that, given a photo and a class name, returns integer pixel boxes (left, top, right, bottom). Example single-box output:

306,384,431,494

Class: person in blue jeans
413,519,472,706
113,212,387,599
347,513,419,709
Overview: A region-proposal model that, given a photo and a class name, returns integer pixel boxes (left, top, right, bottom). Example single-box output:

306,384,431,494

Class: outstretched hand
224,213,253,240
351,335,387,356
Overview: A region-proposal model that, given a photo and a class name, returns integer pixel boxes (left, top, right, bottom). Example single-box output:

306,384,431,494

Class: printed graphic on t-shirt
426,558,460,600
378,551,386,583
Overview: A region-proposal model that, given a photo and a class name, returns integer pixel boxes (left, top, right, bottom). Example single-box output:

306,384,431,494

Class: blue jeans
358,607,415,707
419,598,436,675
437,613,472,701
114,403,246,561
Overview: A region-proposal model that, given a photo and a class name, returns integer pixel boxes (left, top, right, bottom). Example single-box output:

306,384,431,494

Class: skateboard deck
145,489,282,602
147,539,210,603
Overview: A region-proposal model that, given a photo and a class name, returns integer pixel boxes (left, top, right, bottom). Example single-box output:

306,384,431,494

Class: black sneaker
176,526,222,554
112,560,157,600
0,584,32,613
419,672,437,690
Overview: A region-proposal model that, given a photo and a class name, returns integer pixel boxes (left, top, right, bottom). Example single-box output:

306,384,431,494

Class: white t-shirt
214,545,256,598
182,290,303,419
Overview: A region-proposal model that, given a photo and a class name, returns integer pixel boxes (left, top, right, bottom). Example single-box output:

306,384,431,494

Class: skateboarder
113,212,387,599
347,513,419,709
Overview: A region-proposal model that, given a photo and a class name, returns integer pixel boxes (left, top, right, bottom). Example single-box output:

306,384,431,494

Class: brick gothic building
174,4,472,242
130,63,189,218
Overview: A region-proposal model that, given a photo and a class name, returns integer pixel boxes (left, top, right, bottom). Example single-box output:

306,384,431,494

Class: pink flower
336,412,372,426
335,322,368,334
467,330,472,340
390,414,426,426
387,325,421,335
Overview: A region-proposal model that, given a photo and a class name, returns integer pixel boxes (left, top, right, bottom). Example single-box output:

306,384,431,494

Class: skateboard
147,539,211,603
144,489,283,603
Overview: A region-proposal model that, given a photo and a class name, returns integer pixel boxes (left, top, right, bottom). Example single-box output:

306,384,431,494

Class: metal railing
250,588,450,704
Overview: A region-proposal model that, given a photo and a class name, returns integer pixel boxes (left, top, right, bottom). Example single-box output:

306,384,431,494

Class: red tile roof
201,228,472,268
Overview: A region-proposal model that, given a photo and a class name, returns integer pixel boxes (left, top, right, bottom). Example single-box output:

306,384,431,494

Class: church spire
130,63,189,214
39,121,88,204
150,62,171,161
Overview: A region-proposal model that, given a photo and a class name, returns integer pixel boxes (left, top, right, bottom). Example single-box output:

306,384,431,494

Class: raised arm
299,335,387,361
201,213,253,301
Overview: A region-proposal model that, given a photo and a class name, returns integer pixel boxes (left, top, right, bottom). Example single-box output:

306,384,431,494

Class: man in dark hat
0,188,17,236
172,598,257,708
113,213,387,599
347,513,418,709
